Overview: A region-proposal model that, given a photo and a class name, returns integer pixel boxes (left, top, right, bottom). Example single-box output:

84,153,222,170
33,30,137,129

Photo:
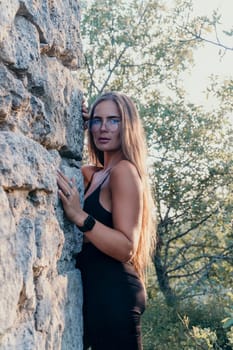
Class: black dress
76,175,146,350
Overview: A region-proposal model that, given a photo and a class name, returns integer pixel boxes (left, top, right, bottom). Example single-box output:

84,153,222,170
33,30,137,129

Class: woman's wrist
77,214,96,233
74,211,89,227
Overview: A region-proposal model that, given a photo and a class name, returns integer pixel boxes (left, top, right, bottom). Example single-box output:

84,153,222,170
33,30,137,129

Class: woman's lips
98,137,110,143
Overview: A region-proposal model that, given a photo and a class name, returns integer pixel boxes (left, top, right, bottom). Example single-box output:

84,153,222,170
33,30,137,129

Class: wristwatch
77,215,96,232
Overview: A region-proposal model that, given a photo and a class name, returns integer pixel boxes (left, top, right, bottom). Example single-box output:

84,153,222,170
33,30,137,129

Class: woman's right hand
57,170,87,225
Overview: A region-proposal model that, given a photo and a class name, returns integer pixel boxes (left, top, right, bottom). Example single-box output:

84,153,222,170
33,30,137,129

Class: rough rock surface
0,1,84,349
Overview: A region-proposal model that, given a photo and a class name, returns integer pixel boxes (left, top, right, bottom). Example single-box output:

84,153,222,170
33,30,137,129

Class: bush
142,293,232,350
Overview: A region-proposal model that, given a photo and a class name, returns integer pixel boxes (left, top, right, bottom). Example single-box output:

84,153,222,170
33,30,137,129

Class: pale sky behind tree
83,0,232,117
172,0,232,113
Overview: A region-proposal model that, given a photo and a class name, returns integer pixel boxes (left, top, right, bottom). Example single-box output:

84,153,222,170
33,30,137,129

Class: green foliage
207,78,233,113
80,0,198,102
147,97,233,302
173,0,233,54
222,292,233,347
142,290,233,350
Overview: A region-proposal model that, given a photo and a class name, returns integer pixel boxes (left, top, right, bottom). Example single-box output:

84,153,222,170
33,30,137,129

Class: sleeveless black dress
76,175,146,350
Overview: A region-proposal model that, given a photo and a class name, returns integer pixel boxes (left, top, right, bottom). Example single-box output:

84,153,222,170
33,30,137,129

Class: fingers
82,99,89,122
58,188,69,203
82,98,87,106
82,101,88,111
83,112,89,122
70,177,75,187
57,170,73,199
57,169,69,182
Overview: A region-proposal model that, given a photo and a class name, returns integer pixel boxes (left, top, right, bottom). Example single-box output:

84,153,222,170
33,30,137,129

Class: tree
80,0,233,305
144,97,233,305
175,1,233,54
80,0,199,103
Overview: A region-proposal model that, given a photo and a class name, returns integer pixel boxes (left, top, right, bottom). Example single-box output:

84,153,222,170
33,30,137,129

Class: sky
176,0,233,111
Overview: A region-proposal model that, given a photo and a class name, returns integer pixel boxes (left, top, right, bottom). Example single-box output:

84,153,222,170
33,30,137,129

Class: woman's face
90,100,122,152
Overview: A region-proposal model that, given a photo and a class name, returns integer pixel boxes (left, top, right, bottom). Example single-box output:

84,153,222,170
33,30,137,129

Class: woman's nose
99,120,108,130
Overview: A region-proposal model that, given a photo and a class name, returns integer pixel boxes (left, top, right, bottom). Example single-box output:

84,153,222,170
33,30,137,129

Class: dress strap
99,171,111,187
84,171,96,194
84,168,111,195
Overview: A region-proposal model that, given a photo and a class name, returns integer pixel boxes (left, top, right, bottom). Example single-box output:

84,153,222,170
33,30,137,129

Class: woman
57,91,155,349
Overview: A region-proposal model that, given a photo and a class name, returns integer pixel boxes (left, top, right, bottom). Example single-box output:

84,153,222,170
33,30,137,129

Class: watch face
79,215,96,232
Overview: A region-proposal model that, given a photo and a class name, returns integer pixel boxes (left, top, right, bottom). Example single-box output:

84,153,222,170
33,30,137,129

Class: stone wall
0,1,84,349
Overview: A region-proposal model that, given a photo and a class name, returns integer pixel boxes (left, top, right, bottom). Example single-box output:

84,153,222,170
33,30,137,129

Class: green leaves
223,317,233,329
80,0,196,100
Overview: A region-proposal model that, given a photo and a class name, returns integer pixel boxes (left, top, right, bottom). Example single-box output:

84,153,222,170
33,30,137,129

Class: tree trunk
153,242,178,307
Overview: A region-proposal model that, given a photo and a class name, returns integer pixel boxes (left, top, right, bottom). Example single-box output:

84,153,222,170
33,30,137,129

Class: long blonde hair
87,91,156,281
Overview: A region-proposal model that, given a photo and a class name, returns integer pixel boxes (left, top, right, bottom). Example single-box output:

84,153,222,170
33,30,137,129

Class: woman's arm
57,160,143,262
86,161,143,261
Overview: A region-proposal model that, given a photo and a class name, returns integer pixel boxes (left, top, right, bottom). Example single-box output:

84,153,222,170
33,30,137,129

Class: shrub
142,293,232,350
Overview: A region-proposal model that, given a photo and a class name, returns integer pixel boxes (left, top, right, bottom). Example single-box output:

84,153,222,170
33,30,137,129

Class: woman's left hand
57,170,83,224
82,98,89,122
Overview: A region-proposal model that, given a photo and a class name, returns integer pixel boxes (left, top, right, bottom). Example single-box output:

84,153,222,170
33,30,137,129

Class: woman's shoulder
110,160,141,184
111,159,138,173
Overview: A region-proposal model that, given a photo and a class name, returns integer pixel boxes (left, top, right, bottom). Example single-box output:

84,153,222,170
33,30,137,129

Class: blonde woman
57,91,155,350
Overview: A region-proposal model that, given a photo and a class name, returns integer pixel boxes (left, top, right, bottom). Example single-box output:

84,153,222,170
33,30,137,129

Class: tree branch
85,55,101,95
180,27,233,51
99,46,128,94
168,249,232,278
167,213,213,245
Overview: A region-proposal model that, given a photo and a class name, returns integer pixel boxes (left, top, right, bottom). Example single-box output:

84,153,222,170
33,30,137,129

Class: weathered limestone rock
0,1,84,349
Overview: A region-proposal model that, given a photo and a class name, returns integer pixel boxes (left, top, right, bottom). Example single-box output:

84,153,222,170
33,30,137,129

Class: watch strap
77,214,96,232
